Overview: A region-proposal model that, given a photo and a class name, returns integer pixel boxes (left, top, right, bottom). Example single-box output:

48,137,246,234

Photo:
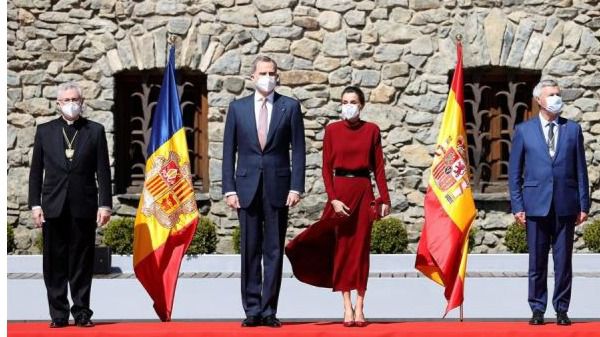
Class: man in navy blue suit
222,55,305,327
509,79,590,326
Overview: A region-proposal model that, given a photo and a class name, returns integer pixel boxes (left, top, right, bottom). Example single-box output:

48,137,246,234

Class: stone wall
7,0,600,254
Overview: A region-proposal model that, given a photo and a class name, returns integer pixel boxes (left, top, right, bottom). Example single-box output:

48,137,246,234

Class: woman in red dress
286,86,391,327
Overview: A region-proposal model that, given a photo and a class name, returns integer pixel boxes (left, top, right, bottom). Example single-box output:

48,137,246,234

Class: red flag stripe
134,218,198,322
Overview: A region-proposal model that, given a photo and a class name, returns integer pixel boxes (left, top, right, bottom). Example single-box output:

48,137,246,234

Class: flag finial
167,34,177,45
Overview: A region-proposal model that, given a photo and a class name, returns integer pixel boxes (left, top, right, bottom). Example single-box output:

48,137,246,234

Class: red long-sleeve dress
286,120,390,292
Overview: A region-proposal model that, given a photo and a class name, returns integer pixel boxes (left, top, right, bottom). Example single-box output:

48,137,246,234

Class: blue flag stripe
147,47,183,155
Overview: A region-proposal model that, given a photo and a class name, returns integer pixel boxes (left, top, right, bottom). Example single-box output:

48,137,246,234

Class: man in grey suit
222,55,306,327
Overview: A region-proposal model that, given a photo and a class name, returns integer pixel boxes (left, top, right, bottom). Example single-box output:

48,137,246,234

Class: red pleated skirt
286,176,375,292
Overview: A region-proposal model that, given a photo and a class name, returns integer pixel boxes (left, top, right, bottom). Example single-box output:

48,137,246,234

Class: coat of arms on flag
142,151,196,229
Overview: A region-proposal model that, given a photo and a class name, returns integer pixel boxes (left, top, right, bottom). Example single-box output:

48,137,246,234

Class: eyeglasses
58,98,81,103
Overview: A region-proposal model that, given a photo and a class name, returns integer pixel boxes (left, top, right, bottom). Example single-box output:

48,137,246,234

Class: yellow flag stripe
427,89,476,231
133,129,198,266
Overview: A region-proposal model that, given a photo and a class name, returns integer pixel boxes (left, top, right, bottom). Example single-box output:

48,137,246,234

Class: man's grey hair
532,79,560,98
251,55,278,74
57,81,83,99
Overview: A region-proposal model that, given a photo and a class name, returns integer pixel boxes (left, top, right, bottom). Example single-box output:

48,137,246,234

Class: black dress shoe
241,316,261,327
529,311,544,325
49,319,68,328
557,312,571,326
262,315,282,328
75,314,95,328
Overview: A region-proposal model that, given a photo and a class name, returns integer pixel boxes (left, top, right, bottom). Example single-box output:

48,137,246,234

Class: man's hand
226,195,241,209
576,212,588,225
97,208,111,226
514,211,526,226
286,192,301,207
331,200,350,216
32,208,45,228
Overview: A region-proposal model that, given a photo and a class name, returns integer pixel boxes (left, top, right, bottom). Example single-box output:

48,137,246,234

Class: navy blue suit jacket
508,116,590,217
222,92,306,208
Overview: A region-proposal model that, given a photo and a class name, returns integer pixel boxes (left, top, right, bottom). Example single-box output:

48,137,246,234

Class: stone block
352,69,380,87
293,17,319,30
369,84,395,103
279,70,328,85
328,66,352,85
291,38,321,60
409,0,440,10
546,58,578,76
399,143,431,168
348,43,373,60
255,0,298,11
268,26,304,39
257,8,293,26
315,0,356,12
390,7,412,23
409,36,433,56
344,10,366,26
318,11,342,31
314,56,341,72
323,31,348,57
520,31,543,69
484,8,507,65
374,44,404,62
208,51,241,75
167,18,192,35
219,6,258,27
375,21,420,43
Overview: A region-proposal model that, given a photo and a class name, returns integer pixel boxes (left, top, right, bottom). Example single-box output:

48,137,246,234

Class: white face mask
61,102,82,119
544,95,563,115
255,76,277,93
341,104,360,120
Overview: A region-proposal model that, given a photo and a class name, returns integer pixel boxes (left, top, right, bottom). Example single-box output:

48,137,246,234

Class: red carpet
7,321,600,337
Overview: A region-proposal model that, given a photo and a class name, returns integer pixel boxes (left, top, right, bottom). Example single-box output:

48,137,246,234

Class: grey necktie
547,122,555,153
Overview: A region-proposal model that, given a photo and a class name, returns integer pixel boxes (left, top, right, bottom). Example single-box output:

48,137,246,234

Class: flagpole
458,32,465,325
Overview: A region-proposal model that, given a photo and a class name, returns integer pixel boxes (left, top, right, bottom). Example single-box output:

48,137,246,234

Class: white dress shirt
539,113,559,157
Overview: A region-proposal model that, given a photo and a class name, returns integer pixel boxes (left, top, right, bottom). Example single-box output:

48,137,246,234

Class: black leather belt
334,169,370,178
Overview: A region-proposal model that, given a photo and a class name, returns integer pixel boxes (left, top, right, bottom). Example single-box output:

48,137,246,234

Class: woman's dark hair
341,86,365,106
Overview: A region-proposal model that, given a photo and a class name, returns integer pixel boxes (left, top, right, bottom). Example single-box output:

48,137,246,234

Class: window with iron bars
113,71,209,196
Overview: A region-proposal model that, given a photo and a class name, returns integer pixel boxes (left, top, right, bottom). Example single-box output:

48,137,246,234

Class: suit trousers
43,205,96,320
526,206,576,314
238,175,289,318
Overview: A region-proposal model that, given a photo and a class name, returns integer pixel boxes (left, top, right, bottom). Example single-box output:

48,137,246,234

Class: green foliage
371,217,408,254
504,222,528,253
35,231,44,253
187,217,218,255
232,226,241,254
7,225,16,253
583,219,600,253
102,217,135,255
468,225,478,253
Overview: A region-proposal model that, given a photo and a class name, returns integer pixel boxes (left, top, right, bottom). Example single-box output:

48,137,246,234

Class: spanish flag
133,47,198,321
415,41,476,316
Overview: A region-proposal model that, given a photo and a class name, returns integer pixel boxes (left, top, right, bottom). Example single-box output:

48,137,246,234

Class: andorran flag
133,46,198,322
415,41,476,316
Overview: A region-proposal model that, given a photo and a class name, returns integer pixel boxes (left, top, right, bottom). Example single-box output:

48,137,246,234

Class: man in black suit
222,55,306,327
28,81,112,328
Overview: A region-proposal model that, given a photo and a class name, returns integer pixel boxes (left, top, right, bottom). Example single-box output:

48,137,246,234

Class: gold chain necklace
62,128,78,160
